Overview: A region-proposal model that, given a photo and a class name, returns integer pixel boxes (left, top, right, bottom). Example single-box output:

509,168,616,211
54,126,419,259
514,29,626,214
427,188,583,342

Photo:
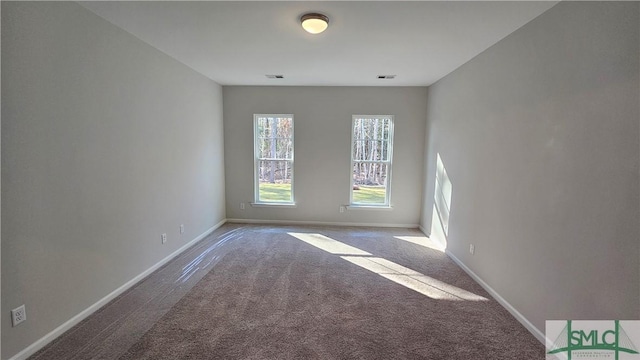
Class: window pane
257,160,293,202
259,182,292,202
352,162,388,204
352,162,388,186
255,114,293,203
257,117,293,138
275,117,293,137
351,115,393,206
353,118,391,140
352,140,390,161
258,138,293,160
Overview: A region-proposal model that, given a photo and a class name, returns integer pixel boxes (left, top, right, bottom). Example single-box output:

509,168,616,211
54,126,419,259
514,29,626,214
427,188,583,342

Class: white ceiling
79,1,557,86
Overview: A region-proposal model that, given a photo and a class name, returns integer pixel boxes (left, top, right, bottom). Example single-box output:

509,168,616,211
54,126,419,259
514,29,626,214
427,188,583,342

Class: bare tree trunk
269,118,277,183
366,119,378,184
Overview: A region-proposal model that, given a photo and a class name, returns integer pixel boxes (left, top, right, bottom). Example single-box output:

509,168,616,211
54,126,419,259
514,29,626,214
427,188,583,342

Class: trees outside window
350,115,394,206
254,114,294,203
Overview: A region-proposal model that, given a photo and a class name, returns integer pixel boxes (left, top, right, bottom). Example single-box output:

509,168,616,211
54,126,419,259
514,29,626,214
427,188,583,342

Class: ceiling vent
377,75,396,79
266,75,284,79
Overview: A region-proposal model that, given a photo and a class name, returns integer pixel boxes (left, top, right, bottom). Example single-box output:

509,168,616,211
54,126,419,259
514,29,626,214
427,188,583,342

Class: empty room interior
2,1,639,359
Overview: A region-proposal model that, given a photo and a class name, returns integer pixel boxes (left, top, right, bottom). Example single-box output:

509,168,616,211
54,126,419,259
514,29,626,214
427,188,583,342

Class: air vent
266,75,284,79
377,75,396,79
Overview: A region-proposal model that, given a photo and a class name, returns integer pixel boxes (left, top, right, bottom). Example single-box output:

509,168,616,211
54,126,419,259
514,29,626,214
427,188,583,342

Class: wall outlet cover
11,305,26,327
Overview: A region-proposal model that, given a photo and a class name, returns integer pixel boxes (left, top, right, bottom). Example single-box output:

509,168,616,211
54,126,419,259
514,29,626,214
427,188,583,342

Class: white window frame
349,115,394,208
253,114,295,206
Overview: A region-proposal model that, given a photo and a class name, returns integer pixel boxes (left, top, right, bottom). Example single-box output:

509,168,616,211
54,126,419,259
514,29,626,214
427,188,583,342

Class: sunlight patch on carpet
289,232,487,301
341,256,487,301
394,235,445,252
288,232,372,255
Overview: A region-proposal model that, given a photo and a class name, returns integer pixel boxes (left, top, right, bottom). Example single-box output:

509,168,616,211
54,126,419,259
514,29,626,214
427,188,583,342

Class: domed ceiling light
301,13,329,34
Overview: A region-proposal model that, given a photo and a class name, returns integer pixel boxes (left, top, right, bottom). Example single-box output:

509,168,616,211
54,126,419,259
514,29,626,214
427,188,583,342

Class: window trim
253,114,295,205
349,115,394,207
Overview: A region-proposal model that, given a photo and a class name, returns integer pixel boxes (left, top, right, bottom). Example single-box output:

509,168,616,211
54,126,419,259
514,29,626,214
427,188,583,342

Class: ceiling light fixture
301,13,329,34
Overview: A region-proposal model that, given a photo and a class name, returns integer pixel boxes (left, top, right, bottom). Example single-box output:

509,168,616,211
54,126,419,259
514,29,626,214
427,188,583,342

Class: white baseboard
226,218,419,229
446,250,546,345
9,219,226,360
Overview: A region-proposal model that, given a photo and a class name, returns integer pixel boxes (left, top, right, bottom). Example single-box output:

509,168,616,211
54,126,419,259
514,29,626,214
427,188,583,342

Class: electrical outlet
11,305,26,327
180,224,185,234
469,244,475,255
339,206,345,213
240,202,245,210
161,233,167,244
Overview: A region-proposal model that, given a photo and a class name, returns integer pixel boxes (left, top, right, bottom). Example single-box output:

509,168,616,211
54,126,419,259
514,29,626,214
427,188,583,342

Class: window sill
250,202,297,208
346,205,393,211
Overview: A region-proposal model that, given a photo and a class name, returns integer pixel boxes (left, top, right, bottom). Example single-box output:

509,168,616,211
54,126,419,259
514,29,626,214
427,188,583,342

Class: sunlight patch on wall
435,153,452,233
430,204,447,249
430,153,452,248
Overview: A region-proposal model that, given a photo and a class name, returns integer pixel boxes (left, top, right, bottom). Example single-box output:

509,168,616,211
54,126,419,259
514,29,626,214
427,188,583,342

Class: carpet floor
116,225,543,359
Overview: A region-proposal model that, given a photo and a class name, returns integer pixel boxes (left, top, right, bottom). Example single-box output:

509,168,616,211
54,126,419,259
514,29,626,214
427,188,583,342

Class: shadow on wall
430,153,452,249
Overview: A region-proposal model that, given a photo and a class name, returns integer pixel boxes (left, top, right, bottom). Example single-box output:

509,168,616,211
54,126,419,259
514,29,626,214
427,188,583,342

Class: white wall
0,3,3,357
224,86,427,227
422,1,639,337
1,2,225,358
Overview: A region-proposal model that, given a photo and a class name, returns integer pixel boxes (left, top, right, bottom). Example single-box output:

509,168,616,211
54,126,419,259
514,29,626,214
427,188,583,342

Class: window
350,115,394,207
254,114,294,204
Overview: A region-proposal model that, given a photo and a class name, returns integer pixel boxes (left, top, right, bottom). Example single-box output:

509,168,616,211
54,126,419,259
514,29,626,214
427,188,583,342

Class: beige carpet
119,225,543,359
